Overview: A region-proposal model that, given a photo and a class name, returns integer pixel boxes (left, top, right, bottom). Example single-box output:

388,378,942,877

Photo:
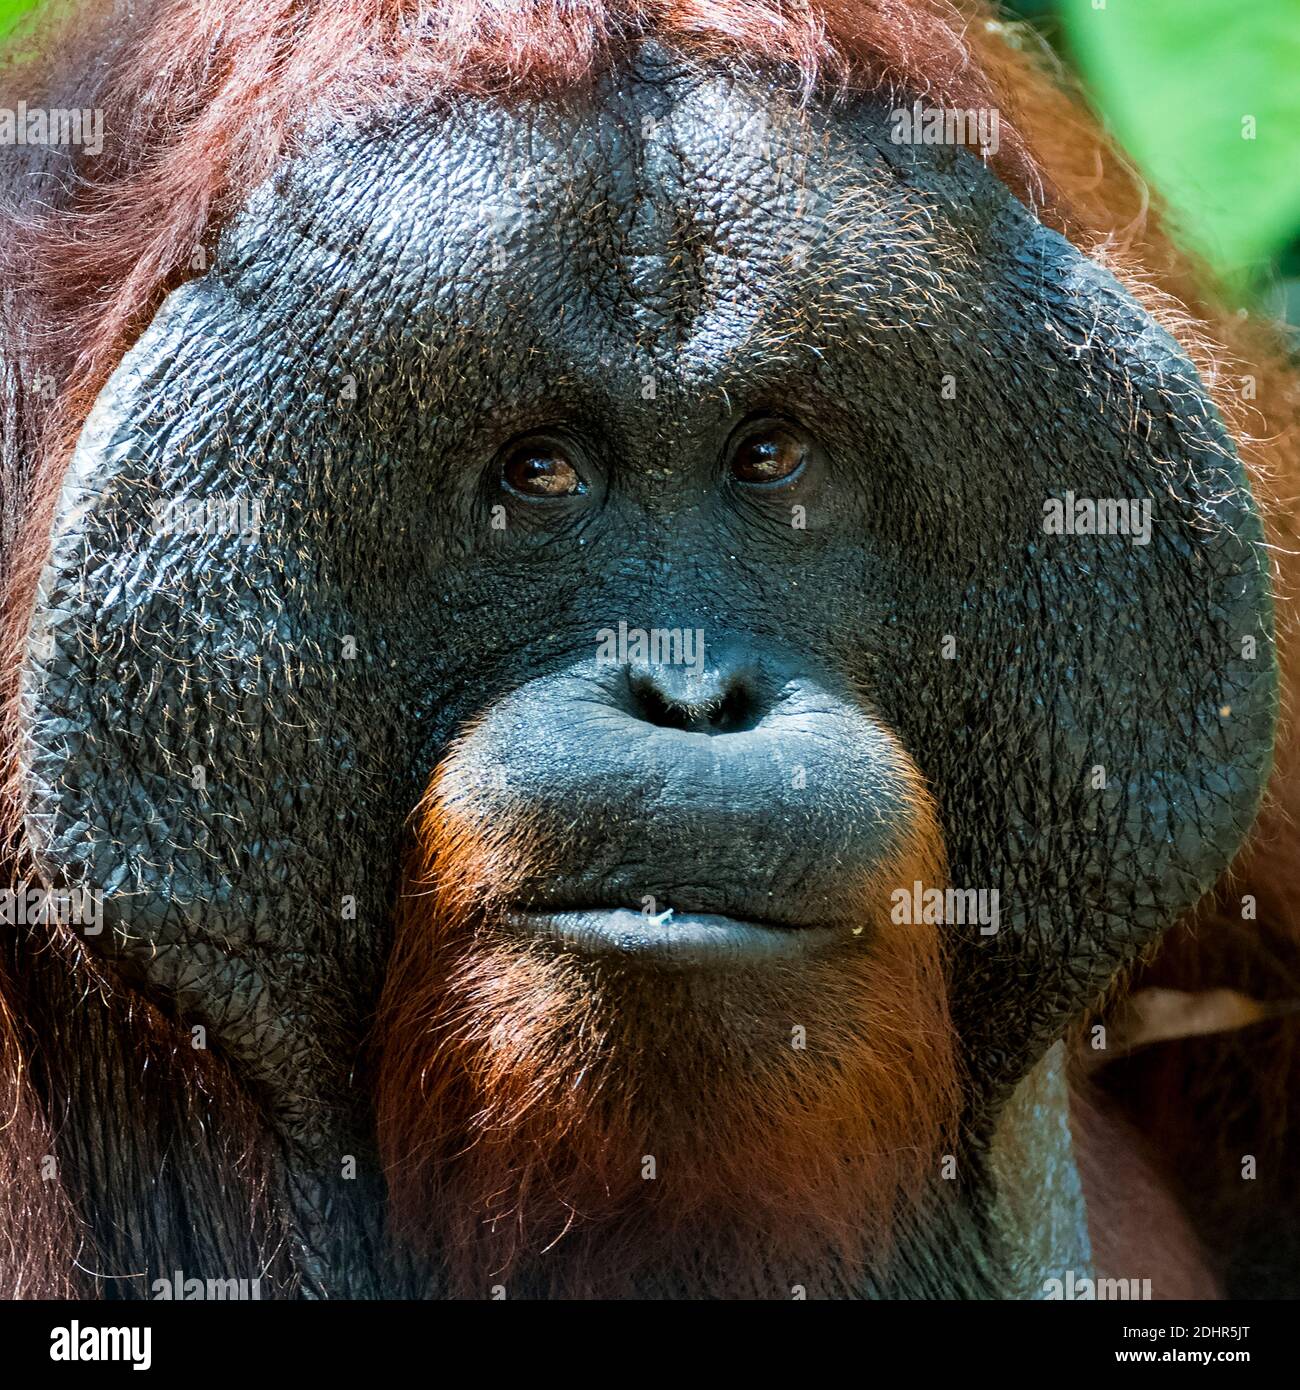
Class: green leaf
1062,0,1300,281
0,0,39,39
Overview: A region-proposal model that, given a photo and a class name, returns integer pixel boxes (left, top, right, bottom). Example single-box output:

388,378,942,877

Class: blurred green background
2,0,1298,328
1000,0,1300,333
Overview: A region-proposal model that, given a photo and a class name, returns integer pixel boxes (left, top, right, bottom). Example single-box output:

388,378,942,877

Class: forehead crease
664,93,973,385
258,81,974,399
271,110,656,367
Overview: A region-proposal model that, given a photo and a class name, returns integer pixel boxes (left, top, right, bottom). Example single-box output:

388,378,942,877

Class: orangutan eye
500,440,585,499
729,421,810,487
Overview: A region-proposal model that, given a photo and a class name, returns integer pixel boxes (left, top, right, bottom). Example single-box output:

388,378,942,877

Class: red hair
374,748,960,1297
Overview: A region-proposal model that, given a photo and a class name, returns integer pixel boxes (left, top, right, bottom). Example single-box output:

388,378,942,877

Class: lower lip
501,907,845,966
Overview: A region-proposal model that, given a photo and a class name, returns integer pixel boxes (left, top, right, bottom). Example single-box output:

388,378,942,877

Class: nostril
627,677,688,731
704,682,758,733
626,673,760,734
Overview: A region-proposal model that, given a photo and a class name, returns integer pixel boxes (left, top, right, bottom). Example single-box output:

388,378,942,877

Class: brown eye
730,423,809,487
501,442,584,499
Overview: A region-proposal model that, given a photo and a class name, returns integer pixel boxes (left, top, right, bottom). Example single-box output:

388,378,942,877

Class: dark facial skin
19,43,1276,1295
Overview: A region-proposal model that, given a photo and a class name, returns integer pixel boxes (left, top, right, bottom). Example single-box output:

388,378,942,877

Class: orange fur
373,749,961,1297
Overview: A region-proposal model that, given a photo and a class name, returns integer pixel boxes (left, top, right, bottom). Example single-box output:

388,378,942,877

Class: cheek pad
899,218,1278,1100
18,275,428,1121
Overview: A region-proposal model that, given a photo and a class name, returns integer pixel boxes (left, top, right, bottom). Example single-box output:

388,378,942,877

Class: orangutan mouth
501,906,846,965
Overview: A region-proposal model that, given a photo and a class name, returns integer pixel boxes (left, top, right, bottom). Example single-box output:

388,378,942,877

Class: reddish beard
373,756,961,1299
